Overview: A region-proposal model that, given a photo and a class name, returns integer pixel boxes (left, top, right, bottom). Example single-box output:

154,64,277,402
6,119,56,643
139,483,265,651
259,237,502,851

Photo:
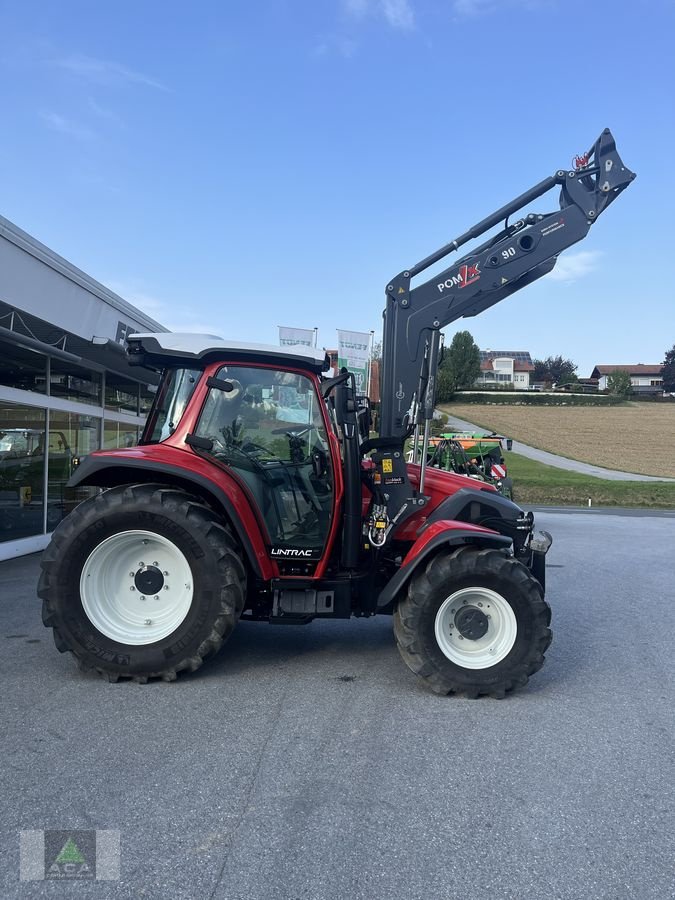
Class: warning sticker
382,459,393,474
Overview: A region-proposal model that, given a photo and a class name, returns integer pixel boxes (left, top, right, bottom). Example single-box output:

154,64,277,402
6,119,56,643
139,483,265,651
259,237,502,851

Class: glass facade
105,373,139,414
103,420,139,450
0,348,152,546
0,404,46,541
50,357,102,406
0,339,47,394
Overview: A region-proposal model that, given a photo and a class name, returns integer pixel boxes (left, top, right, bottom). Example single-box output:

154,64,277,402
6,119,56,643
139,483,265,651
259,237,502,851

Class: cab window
193,366,333,552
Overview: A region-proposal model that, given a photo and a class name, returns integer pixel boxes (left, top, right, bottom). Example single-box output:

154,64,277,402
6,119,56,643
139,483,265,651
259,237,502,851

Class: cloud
343,0,415,29
452,0,496,14
546,250,601,283
39,111,95,141
312,36,358,58
55,54,167,91
107,281,223,334
452,0,549,16
88,98,125,127
107,282,167,320
381,0,415,28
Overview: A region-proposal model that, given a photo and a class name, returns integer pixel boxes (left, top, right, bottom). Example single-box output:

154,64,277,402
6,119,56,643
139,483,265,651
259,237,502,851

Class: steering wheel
270,425,317,437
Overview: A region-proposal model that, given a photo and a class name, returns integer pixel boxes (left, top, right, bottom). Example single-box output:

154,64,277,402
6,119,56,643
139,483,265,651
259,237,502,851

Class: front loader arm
379,128,635,438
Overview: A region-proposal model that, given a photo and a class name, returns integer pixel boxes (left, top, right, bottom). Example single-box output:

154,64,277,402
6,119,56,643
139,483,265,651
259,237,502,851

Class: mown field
438,402,675,478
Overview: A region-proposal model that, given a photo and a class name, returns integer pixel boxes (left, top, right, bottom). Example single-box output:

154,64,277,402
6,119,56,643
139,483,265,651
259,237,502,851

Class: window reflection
0,340,47,394
0,403,46,541
50,358,102,405
48,410,100,529
105,373,139,414
103,421,139,449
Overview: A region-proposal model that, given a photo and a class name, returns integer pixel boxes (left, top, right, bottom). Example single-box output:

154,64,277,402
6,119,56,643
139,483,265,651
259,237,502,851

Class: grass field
438,402,675,478
504,452,675,509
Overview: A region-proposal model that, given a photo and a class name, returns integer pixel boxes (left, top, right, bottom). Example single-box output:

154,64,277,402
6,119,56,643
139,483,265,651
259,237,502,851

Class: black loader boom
362,128,635,543
379,128,635,440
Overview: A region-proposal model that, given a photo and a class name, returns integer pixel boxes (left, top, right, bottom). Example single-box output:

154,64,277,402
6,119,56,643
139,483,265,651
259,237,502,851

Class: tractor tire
39,484,246,682
393,546,551,698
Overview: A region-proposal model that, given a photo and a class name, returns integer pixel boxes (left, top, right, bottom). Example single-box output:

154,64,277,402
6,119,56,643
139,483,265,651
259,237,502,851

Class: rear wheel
39,484,246,682
393,546,551,698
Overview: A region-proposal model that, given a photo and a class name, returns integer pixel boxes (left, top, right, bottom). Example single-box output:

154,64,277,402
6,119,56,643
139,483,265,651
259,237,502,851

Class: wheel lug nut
139,562,145,567
478,602,483,607
129,572,135,578
144,619,152,625
153,561,159,566
154,595,159,600
130,586,135,592
140,595,146,601
163,586,170,591
163,571,169,576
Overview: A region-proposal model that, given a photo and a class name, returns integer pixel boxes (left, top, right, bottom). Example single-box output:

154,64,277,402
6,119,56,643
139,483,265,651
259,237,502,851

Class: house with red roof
589,364,664,395
476,350,535,390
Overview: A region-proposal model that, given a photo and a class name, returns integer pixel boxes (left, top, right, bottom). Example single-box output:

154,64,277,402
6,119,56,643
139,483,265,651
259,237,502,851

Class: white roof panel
127,332,328,371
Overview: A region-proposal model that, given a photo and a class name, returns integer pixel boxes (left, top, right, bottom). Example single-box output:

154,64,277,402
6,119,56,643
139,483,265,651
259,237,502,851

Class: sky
0,0,673,378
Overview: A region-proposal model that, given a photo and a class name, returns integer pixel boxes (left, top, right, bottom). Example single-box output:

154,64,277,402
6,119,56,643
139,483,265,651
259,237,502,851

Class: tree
606,369,632,397
442,330,481,390
532,355,578,386
435,366,456,403
662,344,675,392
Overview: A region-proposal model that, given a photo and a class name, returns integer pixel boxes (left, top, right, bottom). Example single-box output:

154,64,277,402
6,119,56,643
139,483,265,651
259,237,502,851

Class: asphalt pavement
1,511,674,900
444,414,675,482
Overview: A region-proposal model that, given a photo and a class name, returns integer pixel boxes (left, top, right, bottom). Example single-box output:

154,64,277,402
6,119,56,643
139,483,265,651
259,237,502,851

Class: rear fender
68,451,273,579
377,520,511,610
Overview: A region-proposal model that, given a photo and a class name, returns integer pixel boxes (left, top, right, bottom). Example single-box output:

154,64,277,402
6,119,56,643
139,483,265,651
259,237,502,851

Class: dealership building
0,214,167,560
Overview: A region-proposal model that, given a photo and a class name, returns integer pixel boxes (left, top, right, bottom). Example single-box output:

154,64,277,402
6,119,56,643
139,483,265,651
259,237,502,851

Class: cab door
192,364,337,569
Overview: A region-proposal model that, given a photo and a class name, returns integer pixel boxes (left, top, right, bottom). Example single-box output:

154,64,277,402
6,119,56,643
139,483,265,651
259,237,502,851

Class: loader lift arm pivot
379,128,636,439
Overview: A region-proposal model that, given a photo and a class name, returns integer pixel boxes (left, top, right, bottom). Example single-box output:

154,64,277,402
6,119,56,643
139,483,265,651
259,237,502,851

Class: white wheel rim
434,587,517,669
80,530,194,645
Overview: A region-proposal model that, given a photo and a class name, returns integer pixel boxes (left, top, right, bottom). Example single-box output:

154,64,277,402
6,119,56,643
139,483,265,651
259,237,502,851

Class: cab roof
126,333,329,374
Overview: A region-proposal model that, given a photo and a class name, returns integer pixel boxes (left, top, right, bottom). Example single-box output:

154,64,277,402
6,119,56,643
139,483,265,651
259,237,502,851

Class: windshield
141,368,202,444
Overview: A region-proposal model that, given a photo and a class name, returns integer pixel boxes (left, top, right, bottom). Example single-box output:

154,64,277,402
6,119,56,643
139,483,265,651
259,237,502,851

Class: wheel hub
434,586,518,670
134,565,164,595
454,606,489,641
80,530,193,645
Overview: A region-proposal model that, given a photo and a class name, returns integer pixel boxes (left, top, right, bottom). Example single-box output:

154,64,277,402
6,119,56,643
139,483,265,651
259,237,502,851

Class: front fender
69,448,273,579
377,520,511,610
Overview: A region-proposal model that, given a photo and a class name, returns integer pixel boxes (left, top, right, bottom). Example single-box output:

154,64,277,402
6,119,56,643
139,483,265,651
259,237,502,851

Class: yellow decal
398,287,406,294
19,486,32,506
382,459,393,474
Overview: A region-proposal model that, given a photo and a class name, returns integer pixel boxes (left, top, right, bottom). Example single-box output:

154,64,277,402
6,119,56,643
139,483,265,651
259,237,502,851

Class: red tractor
39,130,634,696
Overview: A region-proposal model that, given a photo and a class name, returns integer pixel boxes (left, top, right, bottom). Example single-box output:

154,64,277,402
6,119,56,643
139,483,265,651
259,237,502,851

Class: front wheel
393,546,551,698
39,484,246,682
